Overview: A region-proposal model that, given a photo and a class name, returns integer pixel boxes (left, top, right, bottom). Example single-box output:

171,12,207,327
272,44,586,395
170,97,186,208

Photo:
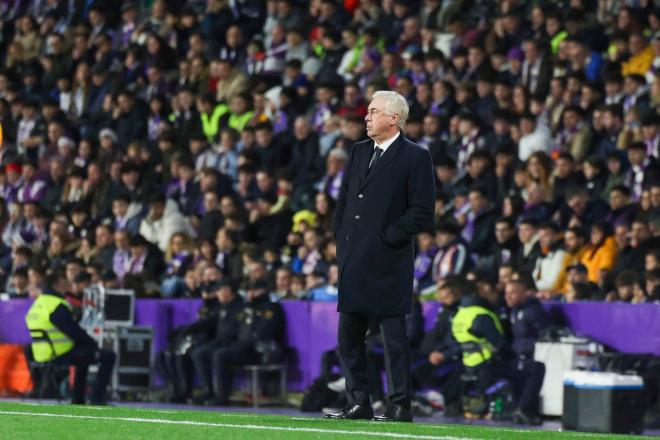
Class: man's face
121,170,139,188
202,266,221,283
504,282,526,308
564,231,583,253
555,158,573,177
216,286,234,304
150,201,165,220
293,118,310,140
203,192,218,212
498,266,514,287
651,186,660,208
276,270,291,291
112,200,128,218
520,118,535,135
495,221,514,244
436,286,457,306
567,268,587,285
95,227,111,247
249,262,266,281
66,263,82,283
567,194,587,214
117,94,133,113
538,227,555,248
365,96,397,141
435,232,454,247
609,190,627,211
12,274,28,292
563,110,580,130
54,277,70,295
631,222,650,248
255,129,273,147
468,191,485,213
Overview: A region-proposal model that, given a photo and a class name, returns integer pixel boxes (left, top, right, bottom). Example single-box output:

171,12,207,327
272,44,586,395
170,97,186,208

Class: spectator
518,112,552,161
432,222,470,283
533,222,566,295
560,186,610,231
139,193,195,252
462,186,497,258
608,270,645,303
109,192,142,236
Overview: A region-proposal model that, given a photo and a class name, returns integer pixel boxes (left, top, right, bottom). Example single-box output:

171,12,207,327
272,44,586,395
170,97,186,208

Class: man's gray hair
328,148,349,161
371,90,409,129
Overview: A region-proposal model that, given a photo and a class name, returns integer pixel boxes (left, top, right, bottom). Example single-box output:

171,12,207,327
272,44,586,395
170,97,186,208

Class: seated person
495,278,550,425
25,271,116,405
209,279,284,404
190,279,244,404
155,280,222,403
413,277,463,415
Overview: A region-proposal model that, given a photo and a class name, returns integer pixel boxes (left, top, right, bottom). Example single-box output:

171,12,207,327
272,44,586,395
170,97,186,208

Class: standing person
326,91,435,422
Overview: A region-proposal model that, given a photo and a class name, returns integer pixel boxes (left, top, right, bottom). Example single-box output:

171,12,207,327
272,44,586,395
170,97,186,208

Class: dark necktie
369,146,384,170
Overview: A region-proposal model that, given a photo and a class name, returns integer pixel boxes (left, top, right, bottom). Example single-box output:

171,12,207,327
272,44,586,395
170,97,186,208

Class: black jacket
334,134,435,316
48,292,96,348
509,296,550,358
236,294,285,346
419,301,461,360
184,296,244,345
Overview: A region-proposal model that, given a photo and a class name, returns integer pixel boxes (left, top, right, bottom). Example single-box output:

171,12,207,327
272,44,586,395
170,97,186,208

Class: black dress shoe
511,409,542,426
324,404,374,420
373,405,413,423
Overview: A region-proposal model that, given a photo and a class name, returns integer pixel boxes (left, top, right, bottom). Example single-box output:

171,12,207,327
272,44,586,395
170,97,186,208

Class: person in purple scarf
161,232,194,297
413,229,438,293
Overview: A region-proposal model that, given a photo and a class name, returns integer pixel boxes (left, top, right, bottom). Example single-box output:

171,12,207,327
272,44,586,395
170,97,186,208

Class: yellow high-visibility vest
25,294,74,362
451,305,503,367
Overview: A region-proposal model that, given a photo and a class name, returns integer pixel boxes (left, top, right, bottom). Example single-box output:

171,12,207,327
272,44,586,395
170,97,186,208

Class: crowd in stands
0,0,658,308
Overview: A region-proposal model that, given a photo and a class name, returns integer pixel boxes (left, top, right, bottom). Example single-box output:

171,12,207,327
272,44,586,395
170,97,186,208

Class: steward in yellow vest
451,296,505,368
25,272,116,405
197,93,229,143
451,294,506,419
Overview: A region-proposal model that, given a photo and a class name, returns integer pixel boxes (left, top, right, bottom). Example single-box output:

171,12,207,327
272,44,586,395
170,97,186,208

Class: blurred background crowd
0,0,658,307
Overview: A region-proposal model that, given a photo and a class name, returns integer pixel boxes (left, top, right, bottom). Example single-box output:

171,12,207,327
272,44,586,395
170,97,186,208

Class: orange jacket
558,246,588,294
622,45,655,76
580,236,618,284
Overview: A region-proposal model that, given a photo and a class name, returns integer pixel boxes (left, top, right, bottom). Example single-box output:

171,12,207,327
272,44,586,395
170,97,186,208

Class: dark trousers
55,343,116,404
211,345,258,401
471,357,545,415
155,350,193,397
412,359,462,405
492,358,545,415
338,313,411,407
190,340,229,396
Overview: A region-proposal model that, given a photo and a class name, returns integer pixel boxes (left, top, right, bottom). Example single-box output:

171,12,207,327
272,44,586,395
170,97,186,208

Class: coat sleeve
383,148,436,247
333,144,357,238
50,304,97,347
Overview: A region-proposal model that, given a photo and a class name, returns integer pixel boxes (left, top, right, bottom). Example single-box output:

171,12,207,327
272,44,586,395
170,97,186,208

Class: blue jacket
509,297,550,358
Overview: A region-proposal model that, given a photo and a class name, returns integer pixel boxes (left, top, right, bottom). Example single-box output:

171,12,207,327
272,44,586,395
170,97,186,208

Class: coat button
345,234,349,241
354,214,360,220
358,193,364,199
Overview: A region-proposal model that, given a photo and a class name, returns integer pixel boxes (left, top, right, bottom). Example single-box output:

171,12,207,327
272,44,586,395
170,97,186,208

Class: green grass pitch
0,401,645,439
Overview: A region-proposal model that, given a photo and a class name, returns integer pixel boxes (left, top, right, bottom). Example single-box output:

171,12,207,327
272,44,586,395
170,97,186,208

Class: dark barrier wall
2,300,659,391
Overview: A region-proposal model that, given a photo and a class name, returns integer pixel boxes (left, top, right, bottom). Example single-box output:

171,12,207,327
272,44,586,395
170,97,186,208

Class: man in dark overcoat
325,90,435,422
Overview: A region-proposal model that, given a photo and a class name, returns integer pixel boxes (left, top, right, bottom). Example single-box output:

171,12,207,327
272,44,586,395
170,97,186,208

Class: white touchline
0,410,472,440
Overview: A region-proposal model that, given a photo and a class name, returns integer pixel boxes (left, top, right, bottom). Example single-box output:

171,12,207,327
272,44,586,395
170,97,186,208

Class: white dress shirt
373,130,401,154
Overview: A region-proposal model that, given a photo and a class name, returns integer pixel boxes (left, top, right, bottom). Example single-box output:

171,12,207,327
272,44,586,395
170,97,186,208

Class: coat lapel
358,141,374,186
359,134,404,190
